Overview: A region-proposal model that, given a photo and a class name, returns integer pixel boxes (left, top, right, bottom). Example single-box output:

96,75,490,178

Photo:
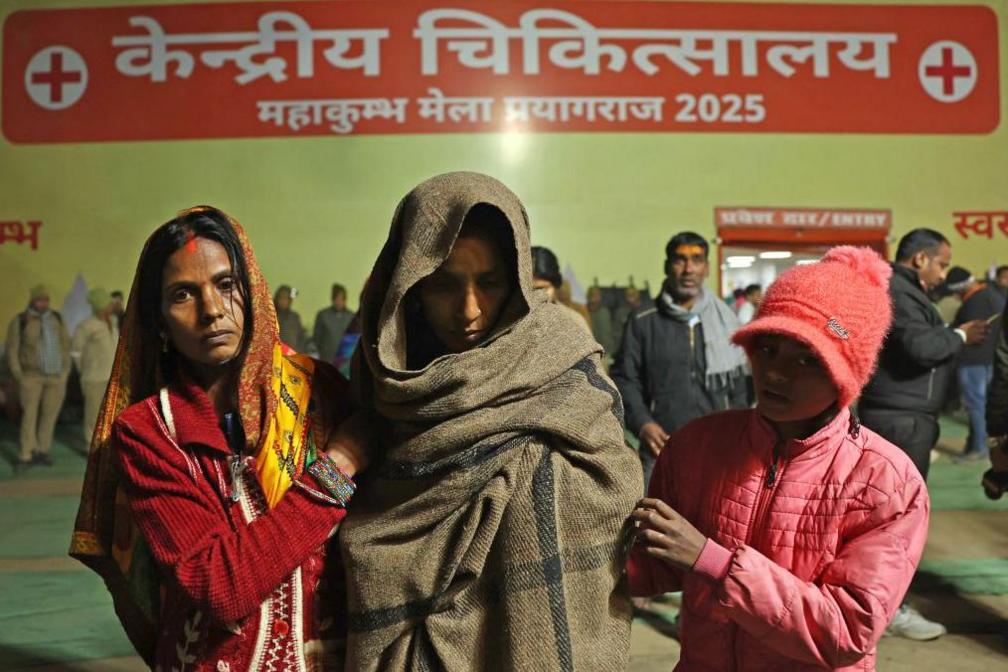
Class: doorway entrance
720,245,823,297
714,207,891,298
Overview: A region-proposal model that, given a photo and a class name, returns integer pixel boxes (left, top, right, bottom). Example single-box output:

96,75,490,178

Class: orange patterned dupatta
69,206,320,663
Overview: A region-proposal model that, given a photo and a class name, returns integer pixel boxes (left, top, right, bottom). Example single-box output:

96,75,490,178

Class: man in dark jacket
946,267,1006,459
611,231,748,487
984,301,1008,494
994,264,1008,296
860,231,989,480
859,229,989,641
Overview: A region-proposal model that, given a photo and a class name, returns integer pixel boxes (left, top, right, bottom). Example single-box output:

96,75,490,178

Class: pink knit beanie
732,246,893,409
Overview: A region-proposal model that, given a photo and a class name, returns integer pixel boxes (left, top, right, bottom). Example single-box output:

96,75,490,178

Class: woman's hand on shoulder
323,412,373,478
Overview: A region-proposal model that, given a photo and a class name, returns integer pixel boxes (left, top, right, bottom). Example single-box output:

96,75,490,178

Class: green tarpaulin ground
2,416,1005,669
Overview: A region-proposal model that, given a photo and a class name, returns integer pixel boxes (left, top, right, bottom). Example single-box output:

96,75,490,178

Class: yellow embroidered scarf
258,345,316,508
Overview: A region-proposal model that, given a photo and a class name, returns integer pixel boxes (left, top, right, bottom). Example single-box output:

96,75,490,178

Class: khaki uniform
72,316,118,444
5,311,70,460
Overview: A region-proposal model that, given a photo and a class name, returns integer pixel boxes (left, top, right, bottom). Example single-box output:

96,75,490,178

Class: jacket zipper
927,368,936,401
748,441,783,542
735,441,785,669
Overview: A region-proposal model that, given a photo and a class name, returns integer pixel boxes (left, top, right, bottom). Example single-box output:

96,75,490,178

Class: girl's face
160,237,246,369
416,230,513,354
749,333,838,423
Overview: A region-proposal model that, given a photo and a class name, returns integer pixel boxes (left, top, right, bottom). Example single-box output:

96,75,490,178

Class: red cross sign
918,41,978,104
24,46,88,110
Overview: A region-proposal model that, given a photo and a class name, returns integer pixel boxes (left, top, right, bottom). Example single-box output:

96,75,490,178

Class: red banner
2,1,1000,143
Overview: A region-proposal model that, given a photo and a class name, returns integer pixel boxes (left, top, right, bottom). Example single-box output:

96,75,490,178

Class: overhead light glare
759,251,793,260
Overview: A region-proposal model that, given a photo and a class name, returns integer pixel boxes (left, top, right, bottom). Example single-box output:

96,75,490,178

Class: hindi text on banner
113,11,388,84
414,8,895,80
257,97,408,134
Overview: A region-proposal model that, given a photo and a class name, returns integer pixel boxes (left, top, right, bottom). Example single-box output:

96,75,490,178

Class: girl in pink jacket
627,247,929,671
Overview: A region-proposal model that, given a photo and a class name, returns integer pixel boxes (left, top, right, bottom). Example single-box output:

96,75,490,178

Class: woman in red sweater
71,206,367,671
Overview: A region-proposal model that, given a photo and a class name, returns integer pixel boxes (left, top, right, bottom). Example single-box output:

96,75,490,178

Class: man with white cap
71,288,119,446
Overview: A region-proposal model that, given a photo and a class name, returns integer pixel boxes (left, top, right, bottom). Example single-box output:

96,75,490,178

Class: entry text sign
2,1,999,142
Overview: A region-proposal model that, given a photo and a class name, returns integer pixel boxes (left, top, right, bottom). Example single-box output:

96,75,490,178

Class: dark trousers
859,408,940,482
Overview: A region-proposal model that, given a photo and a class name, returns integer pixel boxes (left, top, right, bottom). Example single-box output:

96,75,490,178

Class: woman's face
416,230,512,354
749,333,838,423
160,237,246,369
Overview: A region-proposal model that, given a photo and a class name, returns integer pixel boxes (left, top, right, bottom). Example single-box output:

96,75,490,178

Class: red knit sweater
114,380,349,671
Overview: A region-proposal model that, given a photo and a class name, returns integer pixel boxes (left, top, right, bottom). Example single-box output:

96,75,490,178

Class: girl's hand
324,413,372,478
631,498,707,570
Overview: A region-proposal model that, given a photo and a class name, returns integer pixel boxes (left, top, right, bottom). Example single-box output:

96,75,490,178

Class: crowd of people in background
4,234,1005,487
3,192,1008,669
4,232,1006,487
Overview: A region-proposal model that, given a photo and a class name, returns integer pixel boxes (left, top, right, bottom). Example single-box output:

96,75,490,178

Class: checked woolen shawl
342,172,642,671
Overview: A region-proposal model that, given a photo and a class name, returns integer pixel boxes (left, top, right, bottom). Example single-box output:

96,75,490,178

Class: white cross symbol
918,41,977,104
24,46,88,110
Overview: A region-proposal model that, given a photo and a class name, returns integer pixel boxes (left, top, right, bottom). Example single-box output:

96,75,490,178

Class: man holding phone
947,266,1007,460
859,231,990,641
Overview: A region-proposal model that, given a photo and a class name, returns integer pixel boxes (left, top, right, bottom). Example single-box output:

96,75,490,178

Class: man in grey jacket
312,283,354,364
5,285,70,472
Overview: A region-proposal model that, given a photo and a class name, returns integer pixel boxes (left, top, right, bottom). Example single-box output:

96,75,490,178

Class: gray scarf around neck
658,283,747,389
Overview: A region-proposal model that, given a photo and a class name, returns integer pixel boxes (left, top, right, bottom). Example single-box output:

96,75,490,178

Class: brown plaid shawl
342,172,642,671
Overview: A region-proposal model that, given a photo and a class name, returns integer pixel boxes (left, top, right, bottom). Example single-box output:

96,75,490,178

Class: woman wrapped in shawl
69,206,368,671
342,172,642,670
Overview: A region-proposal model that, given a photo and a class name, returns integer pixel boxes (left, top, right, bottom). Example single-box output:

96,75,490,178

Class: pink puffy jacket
628,408,929,671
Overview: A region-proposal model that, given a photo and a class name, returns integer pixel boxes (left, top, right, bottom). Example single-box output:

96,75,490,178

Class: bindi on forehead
164,237,233,281
675,245,705,258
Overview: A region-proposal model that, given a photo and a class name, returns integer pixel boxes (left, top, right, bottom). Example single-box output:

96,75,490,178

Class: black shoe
13,458,32,474
982,469,1008,500
32,453,54,467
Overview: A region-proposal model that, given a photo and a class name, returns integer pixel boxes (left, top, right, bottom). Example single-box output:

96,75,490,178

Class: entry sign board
717,208,891,230
2,1,1000,142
